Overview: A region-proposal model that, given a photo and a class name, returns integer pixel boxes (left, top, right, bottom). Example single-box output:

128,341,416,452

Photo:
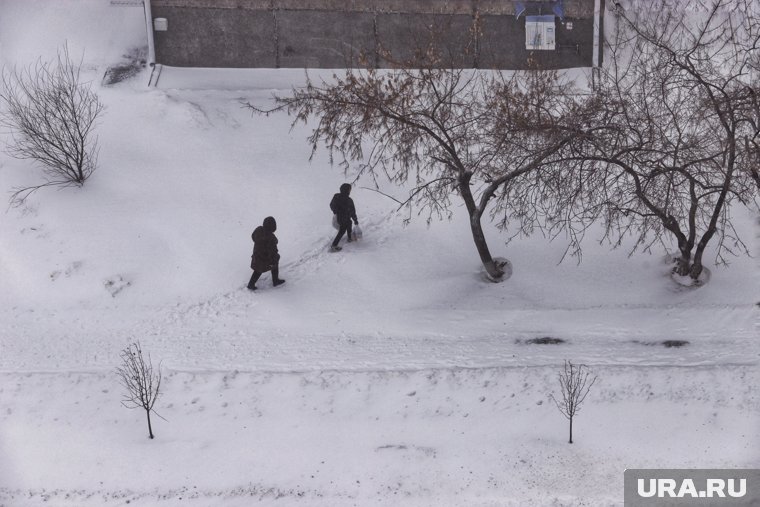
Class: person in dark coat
329,183,358,251
247,216,285,291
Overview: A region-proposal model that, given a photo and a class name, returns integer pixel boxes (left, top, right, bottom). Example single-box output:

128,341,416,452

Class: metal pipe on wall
143,0,156,67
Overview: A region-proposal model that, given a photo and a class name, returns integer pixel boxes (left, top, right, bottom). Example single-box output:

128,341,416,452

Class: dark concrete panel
153,7,277,67
554,18,595,67
151,0,593,17
375,13,476,68
152,0,511,15
277,10,376,68
476,15,524,69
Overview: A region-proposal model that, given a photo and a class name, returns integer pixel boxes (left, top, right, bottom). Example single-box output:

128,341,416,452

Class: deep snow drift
0,1,758,506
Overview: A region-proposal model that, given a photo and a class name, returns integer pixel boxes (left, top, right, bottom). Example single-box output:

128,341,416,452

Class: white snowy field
0,1,758,506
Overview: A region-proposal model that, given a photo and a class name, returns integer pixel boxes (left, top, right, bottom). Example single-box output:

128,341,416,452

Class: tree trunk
664,214,692,276
569,416,573,444
458,173,504,280
689,247,705,280
674,182,699,277
688,141,735,281
674,247,692,276
751,168,760,192
674,257,690,276
469,214,504,280
146,409,154,439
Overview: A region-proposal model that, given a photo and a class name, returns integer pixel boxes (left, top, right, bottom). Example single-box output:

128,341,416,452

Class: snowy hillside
0,1,758,506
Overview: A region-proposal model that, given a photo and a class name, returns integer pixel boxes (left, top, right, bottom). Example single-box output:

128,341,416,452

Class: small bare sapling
116,342,163,439
550,360,597,444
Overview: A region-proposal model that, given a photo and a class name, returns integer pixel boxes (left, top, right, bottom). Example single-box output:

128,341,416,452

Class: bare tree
746,53,760,191
575,0,759,280
550,360,597,444
740,1,760,191
116,342,163,439
0,44,104,206
247,65,588,280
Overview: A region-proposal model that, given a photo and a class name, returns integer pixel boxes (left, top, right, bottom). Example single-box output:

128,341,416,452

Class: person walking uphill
247,216,285,291
330,183,358,252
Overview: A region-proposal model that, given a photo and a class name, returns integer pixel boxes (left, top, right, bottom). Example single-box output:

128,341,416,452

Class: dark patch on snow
518,337,566,345
49,261,84,281
661,340,689,348
377,444,408,451
104,275,131,297
633,339,689,348
102,47,147,85
376,444,437,458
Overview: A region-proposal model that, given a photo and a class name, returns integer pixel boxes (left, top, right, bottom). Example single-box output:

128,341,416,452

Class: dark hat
339,183,352,195
263,216,277,232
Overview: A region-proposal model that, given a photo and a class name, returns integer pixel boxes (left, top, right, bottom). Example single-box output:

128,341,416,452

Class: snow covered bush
116,342,163,439
0,44,104,206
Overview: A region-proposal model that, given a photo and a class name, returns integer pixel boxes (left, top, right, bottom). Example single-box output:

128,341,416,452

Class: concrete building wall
153,7,277,67
150,0,600,69
277,10,376,69
375,13,476,68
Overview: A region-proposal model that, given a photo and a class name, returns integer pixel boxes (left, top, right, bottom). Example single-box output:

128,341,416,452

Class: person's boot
271,267,285,287
247,271,261,291
330,245,342,252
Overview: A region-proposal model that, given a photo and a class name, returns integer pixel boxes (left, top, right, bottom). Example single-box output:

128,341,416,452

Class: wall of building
150,0,599,69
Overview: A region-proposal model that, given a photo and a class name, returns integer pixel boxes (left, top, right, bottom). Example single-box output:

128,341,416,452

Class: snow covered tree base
671,267,711,289
660,253,711,289
662,253,712,291
481,257,513,283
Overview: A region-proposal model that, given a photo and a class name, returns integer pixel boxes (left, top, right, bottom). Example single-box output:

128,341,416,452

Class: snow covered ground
0,1,758,506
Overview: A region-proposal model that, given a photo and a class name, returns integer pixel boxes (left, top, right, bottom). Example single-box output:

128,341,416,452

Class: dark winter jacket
330,184,357,226
250,217,279,273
